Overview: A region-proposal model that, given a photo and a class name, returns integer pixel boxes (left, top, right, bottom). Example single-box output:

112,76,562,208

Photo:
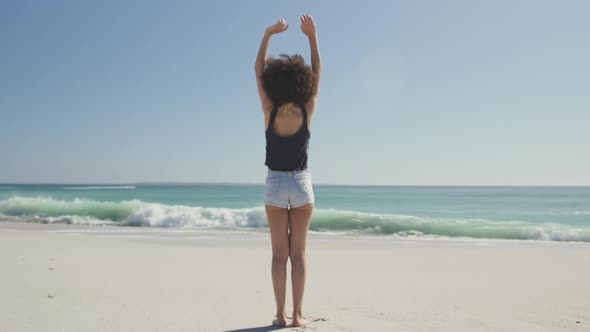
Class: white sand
1,221,589,332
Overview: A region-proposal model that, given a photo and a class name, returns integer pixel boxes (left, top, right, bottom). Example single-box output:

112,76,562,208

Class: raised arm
301,14,321,111
255,18,288,113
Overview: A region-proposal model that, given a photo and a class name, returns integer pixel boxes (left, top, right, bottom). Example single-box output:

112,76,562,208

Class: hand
266,18,289,36
300,13,316,38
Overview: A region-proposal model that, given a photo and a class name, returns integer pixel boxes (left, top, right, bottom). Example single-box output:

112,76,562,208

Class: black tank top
265,103,311,171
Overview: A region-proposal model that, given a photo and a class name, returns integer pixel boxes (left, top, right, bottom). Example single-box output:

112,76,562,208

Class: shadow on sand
224,324,288,332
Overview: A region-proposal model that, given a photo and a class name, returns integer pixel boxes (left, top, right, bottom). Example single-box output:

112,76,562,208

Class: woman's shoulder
262,103,275,114
304,97,317,114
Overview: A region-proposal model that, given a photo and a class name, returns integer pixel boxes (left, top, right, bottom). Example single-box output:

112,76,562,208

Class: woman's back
265,103,311,172
264,103,311,136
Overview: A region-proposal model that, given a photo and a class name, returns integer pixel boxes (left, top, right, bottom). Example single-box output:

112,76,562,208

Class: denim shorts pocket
265,174,282,197
295,174,313,194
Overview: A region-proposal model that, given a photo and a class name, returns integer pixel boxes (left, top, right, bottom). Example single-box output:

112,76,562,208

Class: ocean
1,184,589,242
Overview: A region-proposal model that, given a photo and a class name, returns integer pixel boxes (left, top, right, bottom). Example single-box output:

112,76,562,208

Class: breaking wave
1,196,589,242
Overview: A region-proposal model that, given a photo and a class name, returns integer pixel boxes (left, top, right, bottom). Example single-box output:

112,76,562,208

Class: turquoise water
1,184,589,242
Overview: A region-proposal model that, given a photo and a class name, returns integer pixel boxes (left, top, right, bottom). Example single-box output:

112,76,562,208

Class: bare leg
265,205,290,327
288,203,314,327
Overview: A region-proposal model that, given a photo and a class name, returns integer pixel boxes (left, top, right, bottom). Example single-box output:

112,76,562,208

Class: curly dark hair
261,54,316,106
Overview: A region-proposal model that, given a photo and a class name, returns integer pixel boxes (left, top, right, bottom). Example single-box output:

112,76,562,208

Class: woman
254,14,321,328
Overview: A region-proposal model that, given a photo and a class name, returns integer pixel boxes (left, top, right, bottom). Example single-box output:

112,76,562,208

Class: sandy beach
0,221,589,332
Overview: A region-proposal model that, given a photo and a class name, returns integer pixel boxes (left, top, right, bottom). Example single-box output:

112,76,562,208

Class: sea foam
1,196,589,242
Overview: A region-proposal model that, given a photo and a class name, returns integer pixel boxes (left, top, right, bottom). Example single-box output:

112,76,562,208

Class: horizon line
1,182,590,187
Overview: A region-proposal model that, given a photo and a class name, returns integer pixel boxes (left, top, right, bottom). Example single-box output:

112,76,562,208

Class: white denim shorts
264,169,315,208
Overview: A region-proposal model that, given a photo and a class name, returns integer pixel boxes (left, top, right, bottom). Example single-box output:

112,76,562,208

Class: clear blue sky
1,0,589,185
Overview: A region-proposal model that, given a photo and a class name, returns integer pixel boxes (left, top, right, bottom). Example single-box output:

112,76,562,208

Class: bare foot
290,316,309,327
272,316,288,327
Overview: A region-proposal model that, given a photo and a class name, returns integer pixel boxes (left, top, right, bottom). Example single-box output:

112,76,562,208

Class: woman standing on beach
255,14,321,328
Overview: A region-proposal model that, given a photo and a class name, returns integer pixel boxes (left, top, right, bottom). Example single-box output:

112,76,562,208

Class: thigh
288,203,314,256
265,205,290,256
